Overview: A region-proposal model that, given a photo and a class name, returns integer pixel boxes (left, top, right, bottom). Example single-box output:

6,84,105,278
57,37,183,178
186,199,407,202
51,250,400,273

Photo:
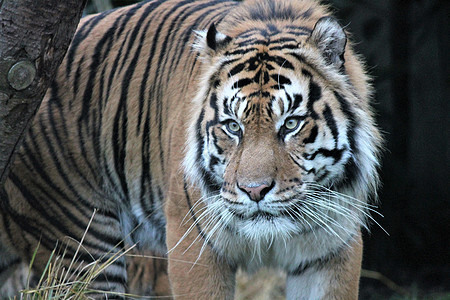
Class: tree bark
0,0,87,185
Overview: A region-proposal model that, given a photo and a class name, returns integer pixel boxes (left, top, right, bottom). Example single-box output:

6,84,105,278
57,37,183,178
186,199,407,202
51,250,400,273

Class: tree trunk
0,0,87,185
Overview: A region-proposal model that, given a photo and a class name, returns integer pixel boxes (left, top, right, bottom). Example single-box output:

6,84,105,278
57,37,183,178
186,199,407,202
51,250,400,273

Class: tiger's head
184,6,381,243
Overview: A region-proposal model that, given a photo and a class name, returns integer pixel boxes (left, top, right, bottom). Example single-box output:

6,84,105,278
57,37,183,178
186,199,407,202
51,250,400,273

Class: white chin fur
238,216,302,242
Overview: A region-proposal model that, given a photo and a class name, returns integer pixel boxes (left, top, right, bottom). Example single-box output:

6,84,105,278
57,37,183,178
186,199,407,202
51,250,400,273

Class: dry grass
3,210,138,300
20,246,137,299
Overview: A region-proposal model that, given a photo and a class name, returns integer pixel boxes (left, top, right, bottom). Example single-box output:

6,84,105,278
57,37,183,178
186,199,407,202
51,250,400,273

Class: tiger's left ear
206,23,232,51
309,16,347,69
194,23,232,55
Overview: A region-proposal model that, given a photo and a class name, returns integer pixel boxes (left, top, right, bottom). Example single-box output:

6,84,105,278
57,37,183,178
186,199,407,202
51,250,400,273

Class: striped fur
0,0,382,298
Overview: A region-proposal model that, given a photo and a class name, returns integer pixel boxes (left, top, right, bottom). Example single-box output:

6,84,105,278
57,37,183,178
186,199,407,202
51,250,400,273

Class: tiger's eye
227,121,241,133
284,118,299,130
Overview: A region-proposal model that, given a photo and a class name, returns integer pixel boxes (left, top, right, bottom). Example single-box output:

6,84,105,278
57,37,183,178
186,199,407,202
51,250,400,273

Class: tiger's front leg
165,182,236,300
286,233,363,300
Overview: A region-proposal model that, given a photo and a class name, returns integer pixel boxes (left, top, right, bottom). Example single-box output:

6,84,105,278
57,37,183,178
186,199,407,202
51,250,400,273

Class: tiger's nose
238,181,275,202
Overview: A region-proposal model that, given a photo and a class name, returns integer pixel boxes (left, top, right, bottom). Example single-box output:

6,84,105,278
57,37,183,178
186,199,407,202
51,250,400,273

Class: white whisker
181,193,221,226
169,201,217,254
303,181,388,235
192,207,231,269
301,203,349,246
306,196,370,232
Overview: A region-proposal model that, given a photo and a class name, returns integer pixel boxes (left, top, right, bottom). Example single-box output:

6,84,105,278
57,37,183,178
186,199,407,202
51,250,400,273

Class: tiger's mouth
224,197,307,221
221,201,322,237
231,209,278,220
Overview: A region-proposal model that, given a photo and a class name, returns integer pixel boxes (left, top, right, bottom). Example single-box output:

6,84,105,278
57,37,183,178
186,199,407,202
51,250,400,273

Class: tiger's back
0,0,381,298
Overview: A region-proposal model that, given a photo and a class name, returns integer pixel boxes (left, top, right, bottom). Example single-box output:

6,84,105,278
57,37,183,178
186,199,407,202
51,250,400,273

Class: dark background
87,0,449,297
328,0,449,297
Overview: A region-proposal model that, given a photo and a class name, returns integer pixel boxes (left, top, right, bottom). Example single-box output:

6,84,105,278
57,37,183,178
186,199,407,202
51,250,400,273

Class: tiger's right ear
194,23,232,55
308,16,347,69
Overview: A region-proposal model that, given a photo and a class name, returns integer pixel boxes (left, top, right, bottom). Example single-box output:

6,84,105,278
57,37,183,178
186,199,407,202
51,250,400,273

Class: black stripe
333,91,359,189
316,169,330,182
226,47,257,55
111,100,128,202
140,105,153,214
237,28,262,39
268,56,294,70
20,129,122,250
323,104,339,147
195,107,221,190
334,92,356,154
303,147,344,163
195,108,206,167
118,3,154,73
285,25,312,33
302,69,312,77
183,179,216,252
247,2,305,22
79,2,143,119
288,54,318,74
136,27,150,135
209,155,220,172
72,56,84,98
270,37,297,44
206,92,219,137
288,238,350,276
99,31,132,199
292,94,303,110
290,154,304,170
0,189,17,244
285,93,293,111
233,78,253,89
270,74,291,86
114,1,147,40
223,96,232,116
74,266,127,292
269,44,298,51
303,125,318,144
229,62,246,77
307,79,321,119
106,30,129,112
0,257,20,273
66,10,115,76
266,102,273,119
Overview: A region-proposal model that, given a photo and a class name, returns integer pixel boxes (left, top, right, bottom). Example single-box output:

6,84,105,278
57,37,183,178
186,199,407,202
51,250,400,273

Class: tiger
0,0,382,298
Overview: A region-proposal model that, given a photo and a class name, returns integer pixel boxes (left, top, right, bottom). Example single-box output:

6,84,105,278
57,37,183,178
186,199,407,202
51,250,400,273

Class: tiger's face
185,18,377,242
